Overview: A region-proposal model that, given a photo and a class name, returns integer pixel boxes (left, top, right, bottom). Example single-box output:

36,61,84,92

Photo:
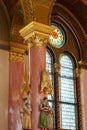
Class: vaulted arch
19,0,35,25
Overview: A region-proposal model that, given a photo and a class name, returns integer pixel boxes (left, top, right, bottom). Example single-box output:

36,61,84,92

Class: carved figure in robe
39,97,54,130
22,97,32,130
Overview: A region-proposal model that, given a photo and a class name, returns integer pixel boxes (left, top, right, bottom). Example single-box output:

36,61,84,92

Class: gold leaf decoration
20,63,32,98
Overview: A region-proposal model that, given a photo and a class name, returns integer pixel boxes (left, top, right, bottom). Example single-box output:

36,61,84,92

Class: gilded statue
20,63,32,98
20,63,32,130
22,96,32,130
17,95,32,130
40,70,53,96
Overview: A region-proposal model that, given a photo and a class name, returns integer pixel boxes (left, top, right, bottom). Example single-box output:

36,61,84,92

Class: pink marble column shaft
8,61,24,130
30,46,46,130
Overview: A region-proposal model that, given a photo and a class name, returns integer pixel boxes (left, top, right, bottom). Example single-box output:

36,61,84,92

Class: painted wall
80,68,87,130
0,49,9,130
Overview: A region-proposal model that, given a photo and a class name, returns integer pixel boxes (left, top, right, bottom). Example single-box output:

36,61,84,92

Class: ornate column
54,63,60,130
76,68,83,130
20,21,55,130
9,42,27,130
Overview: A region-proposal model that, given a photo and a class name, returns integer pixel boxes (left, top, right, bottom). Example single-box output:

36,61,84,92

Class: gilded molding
19,21,56,48
10,42,28,52
54,63,60,72
10,42,28,62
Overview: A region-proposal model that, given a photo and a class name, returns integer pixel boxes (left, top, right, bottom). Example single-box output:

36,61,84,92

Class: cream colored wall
80,68,87,130
0,49,9,130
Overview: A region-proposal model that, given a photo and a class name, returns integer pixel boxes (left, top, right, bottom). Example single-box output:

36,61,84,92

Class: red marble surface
8,61,24,130
30,46,46,130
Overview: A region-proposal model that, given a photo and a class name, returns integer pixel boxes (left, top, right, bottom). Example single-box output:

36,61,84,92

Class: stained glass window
59,53,78,130
49,23,66,48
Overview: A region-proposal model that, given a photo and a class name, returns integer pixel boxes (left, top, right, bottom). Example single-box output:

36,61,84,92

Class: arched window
46,48,55,129
59,53,78,130
48,21,80,129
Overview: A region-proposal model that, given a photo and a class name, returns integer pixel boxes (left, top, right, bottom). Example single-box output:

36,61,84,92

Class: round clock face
49,26,65,48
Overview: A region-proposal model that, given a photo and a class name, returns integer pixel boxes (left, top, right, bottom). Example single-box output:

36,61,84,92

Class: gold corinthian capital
19,21,56,48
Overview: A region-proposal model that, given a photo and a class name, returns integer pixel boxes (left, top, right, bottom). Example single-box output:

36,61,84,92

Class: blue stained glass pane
60,66,74,77
47,65,51,73
46,52,51,73
60,104,77,130
59,53,78,130
46,51,51,63
59,77,76,104
60,55,73,69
